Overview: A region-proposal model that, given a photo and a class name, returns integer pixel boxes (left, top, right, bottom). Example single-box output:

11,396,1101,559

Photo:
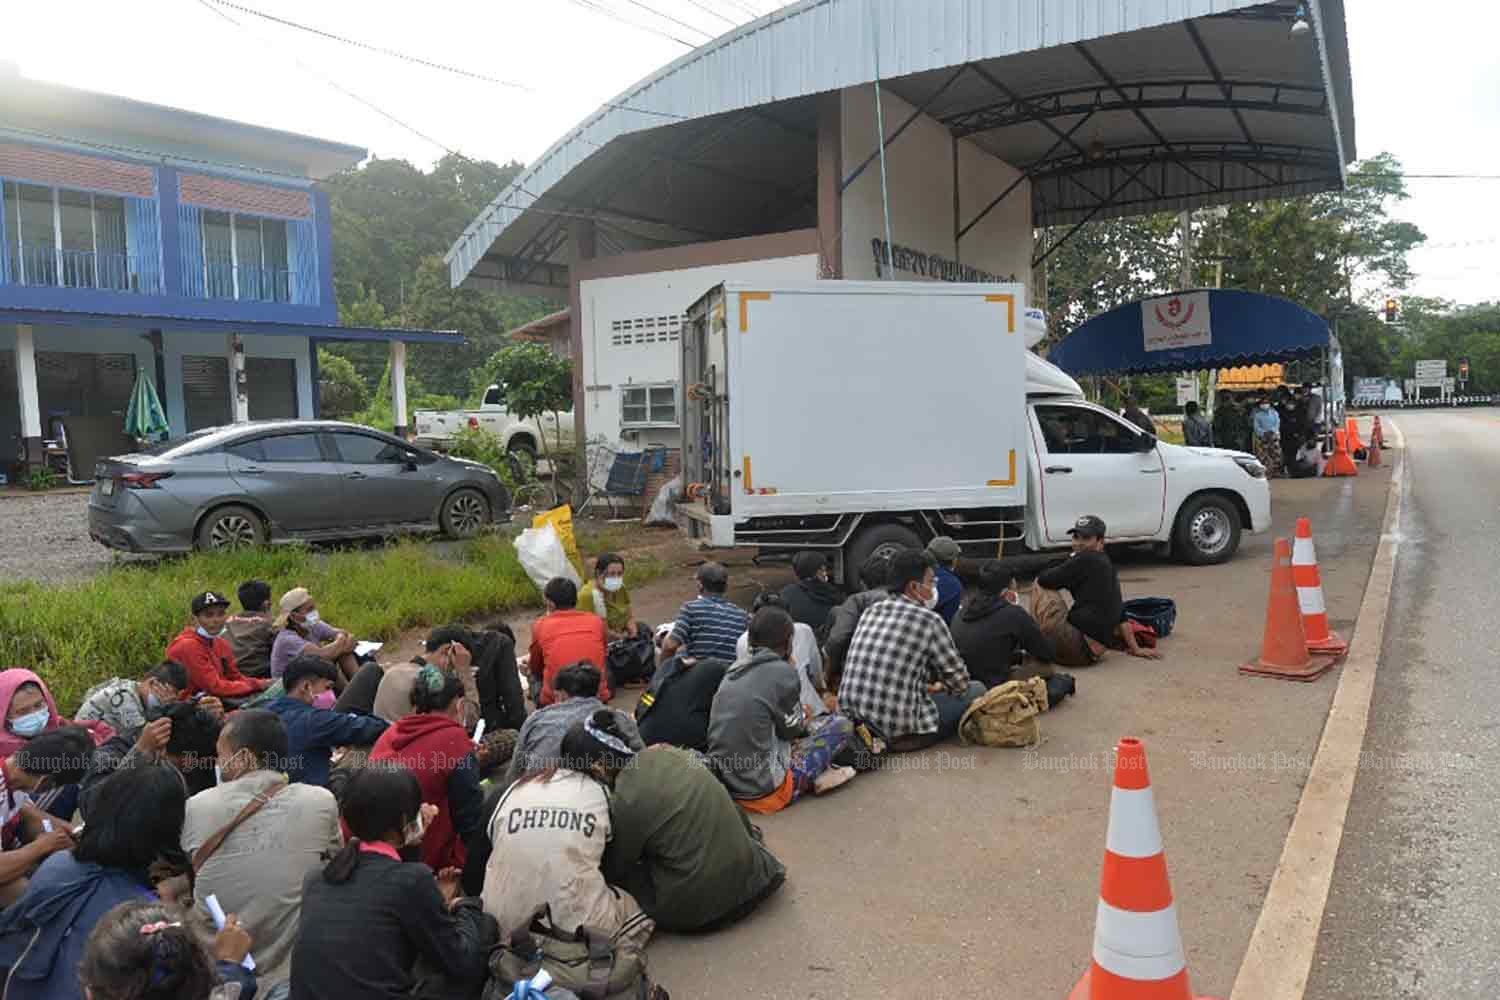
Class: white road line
1230,419,1406,999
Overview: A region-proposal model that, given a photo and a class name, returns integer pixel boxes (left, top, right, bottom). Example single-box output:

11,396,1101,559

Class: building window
201,211,291,303
2,181,140,291
621,383,678,428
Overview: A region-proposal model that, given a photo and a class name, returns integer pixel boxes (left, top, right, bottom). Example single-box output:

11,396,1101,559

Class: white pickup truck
677,281,1271,581
412,384,572,467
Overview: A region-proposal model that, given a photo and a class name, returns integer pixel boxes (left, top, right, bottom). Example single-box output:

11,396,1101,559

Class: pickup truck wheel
1173,495,1241,565
441,489,491,539
506,440,538,481
846,523,923,574
196,505,266,551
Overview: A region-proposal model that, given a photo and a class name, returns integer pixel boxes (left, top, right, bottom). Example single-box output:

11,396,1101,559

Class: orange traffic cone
1322,430,1359,477
1366,440,1382,468
1345,417,1366,453
1292,518,1348,656
1371,415,1385,449
1067,738,1217,1000
1241,538,1336,681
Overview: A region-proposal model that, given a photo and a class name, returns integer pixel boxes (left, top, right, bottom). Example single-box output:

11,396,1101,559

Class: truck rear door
682,288,732,513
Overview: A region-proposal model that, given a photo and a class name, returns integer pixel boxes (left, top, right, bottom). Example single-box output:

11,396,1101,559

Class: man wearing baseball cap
165,591,272,704
924,537,964,625
1033,516,1160,665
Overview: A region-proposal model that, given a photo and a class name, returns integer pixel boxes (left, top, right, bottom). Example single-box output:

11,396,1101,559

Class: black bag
1122,598,1177,639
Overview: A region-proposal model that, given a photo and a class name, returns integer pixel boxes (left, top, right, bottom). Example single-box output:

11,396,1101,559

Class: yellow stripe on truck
985,294,1016,333
739,292,770,333
987,450,1017,487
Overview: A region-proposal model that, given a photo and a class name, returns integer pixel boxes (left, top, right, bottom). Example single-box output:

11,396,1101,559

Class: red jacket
368,712,477,872
164,626,265,700
529,610,610,707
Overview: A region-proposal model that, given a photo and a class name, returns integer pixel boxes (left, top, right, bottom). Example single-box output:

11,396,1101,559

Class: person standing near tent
1212,395,1250,453
1182,401,1213,447
1252,397,1285,478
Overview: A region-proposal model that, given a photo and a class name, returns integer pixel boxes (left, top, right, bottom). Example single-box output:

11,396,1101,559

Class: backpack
485,906,666,1000
958,677,1050,748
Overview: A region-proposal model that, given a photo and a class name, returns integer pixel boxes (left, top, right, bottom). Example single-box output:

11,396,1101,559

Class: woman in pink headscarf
0,669,114,758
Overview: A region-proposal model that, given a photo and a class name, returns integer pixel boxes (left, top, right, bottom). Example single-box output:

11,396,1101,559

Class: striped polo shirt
670,595,750,662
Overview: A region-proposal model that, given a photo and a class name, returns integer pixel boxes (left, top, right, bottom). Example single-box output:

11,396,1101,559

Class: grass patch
0,533,665,714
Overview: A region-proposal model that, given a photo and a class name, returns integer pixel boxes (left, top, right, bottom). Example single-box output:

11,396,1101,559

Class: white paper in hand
354,641,384,658
204,894,256,972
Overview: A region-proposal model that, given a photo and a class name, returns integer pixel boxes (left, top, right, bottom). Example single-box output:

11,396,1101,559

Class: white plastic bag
513,523,582,592
645,475,682,526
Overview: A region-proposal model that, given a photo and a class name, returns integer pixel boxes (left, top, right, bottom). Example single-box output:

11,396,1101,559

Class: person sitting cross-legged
528,578,610,708
1033,514,1160,665
73,661,190,747
778,551,844,637
838,549,985,752
924,537,964,625
709,607,855,814
579,552,656,689
951,559,1056,688
603,745,787,933
226,578,277,680
266,656,388,787
165,591,271,706
823,555,893,697
184,708,342,996
271,587,359,689
659,562,749,665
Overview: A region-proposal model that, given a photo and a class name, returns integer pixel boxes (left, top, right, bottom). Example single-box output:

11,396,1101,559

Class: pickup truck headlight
1233,456,1267,479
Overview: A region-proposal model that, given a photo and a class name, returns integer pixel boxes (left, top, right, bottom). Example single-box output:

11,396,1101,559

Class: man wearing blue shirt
925,537,964,625
265,656,387,786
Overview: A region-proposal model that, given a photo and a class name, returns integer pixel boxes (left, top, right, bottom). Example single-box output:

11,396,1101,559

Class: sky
2,0,1495,305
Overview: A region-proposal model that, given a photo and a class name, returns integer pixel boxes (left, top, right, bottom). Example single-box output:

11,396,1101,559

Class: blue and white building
0,65,455,476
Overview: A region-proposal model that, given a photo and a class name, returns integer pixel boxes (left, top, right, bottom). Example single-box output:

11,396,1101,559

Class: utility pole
1178,210,1194,289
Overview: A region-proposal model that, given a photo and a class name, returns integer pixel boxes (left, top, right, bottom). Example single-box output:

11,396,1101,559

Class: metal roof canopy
0,306,461,344
1046,288,1331,376
448,0,1354,293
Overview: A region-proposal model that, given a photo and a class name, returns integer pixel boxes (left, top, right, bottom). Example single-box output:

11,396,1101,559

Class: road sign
1415,359,1447,380
1176,377,1200,406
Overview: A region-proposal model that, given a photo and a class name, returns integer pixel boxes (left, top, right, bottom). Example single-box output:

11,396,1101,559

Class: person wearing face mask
710,607,855,813
165,592,271,705
292,763,493,1000
580,553,657,691
735,592,834,718
368,666,484,875
74,661,190,739
924,537,965,625
839,549,984,752
265,657,387,788
950,560,1056,689
183,709,341,997
0,671,114,763
1251,395,1286,478
269,587,359,686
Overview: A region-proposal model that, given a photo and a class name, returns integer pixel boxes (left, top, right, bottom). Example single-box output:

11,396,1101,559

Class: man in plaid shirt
839,549,985,750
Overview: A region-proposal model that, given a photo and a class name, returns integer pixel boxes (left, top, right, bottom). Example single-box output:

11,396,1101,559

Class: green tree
1041,214,1181,343
316,349,369,418
476,344,573,464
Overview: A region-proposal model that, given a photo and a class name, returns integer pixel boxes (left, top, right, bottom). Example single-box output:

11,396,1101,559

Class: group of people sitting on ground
0,514,1160,999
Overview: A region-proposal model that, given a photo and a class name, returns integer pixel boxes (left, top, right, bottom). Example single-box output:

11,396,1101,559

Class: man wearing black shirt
1034,515,1160,665
951,560,1056,688
779,551,844,638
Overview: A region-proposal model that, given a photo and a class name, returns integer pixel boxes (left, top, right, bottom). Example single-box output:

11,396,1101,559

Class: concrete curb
1229,420,1406,999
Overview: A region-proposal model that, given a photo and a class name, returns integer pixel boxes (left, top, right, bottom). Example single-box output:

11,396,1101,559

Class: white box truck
677,281,1270,579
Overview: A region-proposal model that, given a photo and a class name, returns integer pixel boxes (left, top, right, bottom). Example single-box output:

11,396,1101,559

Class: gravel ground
0,491,158,584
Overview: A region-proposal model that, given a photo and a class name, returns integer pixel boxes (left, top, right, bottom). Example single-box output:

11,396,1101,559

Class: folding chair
586,447,668,519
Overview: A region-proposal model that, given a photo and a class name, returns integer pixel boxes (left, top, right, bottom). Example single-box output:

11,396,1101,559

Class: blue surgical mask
146,692,162,711
303,610,322,627
9,708,49,738
196,625,225,640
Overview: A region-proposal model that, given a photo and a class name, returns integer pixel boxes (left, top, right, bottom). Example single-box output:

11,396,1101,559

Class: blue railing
4,246,162,294
203,254,294,304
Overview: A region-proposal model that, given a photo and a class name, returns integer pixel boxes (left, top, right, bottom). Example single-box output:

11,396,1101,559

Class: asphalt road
1306,408,1500,997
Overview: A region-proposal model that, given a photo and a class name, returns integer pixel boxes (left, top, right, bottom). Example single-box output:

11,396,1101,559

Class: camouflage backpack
958,676,1049,748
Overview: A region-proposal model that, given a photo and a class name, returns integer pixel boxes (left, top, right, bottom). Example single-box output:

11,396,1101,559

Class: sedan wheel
196,505,267,551
441,489,490,539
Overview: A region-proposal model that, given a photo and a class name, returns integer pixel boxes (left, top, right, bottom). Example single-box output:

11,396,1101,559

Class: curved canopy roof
1047,289,1330,375
448,0,1354,295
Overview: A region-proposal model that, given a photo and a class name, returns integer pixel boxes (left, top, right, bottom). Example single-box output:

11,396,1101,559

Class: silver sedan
87,420,510,553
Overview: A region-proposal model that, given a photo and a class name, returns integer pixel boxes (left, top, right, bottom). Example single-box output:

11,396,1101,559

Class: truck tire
196,505,267,551
846,522,923,575
1173,494,1241,565
441,489,491,539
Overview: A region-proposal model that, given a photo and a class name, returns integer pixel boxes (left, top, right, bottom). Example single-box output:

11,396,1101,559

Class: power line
202,0,531,91
611,0,718,40
565,0,696,47
677,0,741,29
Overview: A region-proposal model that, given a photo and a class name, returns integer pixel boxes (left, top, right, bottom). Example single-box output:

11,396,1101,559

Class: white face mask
302,609,322,627
602,577,624,593
402,811,426,847
923,589,939,610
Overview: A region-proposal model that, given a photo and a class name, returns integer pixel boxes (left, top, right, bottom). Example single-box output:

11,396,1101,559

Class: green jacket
602,746,785,932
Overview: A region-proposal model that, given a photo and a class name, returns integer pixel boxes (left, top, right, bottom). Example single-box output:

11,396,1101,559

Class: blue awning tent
1047,289,1331,377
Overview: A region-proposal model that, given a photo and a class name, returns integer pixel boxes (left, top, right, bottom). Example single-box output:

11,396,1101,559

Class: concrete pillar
15,324,43,466
568,219,596,452
231,335,249,423
816,92,843,279
390,339,408,436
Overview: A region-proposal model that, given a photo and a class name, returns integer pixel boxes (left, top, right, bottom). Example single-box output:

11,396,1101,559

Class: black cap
190,591,232,615
1067,515,1107,539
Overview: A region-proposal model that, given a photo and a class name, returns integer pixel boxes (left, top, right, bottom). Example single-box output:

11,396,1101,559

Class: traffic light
1383,298,1398,323
1459,359,1470,381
